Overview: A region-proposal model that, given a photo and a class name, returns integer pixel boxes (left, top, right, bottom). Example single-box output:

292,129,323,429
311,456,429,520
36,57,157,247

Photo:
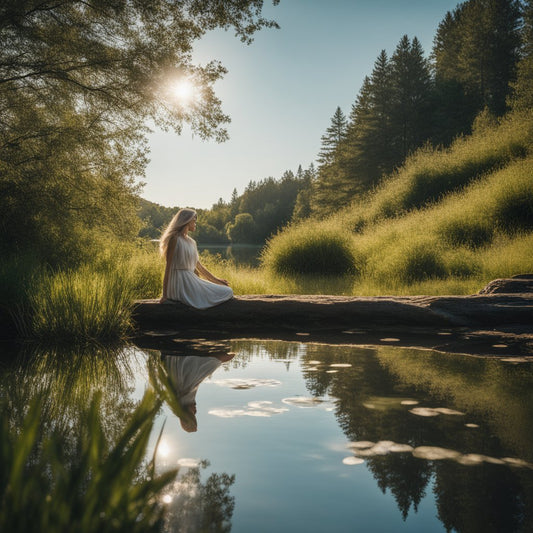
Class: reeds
0,390,177,533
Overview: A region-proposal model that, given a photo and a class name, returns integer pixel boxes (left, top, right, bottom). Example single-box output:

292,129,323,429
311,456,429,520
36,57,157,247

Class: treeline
139,165,315,244
304,0,526,217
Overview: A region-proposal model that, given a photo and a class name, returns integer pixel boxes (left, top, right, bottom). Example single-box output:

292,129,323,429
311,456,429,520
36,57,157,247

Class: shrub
263,225,359,276
493,175,533,233
438,219,493,249
394,242,448,283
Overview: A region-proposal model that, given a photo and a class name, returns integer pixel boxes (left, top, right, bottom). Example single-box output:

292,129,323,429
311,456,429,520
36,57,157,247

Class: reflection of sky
140,342,533,532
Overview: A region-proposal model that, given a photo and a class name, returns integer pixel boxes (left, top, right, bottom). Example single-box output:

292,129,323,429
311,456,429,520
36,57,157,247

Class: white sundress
167,235,233,309
164,355,222,406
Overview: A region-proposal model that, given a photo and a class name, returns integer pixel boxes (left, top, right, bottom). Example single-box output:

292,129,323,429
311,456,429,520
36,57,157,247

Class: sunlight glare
170,77,201,106
157,439,171,459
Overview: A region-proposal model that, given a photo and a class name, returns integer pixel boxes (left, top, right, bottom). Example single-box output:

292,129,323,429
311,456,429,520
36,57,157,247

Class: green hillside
262,110,533,294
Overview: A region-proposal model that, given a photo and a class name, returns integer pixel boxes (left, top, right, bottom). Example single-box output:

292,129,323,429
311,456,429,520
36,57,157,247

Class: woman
163,352,235,433
160,208,233,309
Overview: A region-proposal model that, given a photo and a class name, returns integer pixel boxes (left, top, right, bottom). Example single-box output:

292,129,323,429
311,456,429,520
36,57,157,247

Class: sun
170,77,200,106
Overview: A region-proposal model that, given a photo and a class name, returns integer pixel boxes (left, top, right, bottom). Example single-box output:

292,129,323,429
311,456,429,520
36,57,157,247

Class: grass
0,389,177,533
257,110,533,294
27,266,136,343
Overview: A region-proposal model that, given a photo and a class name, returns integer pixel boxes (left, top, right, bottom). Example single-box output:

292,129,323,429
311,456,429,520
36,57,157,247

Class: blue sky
144,0,461,208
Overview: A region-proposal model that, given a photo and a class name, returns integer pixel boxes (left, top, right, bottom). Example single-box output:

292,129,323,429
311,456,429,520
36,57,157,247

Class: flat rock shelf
132,276,533,359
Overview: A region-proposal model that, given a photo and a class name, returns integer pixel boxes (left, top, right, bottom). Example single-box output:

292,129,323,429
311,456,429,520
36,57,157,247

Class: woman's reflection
163,353,234,432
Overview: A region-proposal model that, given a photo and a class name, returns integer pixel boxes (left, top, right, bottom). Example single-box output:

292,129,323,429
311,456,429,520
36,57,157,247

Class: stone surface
478,275,533,295
131,278,533,357
132,292,533,331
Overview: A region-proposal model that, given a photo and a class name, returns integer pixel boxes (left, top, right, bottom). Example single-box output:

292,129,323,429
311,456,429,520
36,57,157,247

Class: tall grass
0,390,177,533
28,266,136,343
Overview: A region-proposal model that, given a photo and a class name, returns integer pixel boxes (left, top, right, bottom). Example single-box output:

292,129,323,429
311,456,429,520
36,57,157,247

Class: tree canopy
0,0,278,264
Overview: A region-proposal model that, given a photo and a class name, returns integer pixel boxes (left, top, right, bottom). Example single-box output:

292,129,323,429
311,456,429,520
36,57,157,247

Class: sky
143,0,461,209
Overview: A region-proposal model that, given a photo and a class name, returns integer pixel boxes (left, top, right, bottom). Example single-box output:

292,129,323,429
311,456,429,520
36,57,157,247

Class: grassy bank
3,109,533,344
261,111,533,293
1,244,165,343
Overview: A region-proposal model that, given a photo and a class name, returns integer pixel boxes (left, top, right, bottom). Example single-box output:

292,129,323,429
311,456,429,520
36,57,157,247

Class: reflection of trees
376,347,533,462
296,342,533,530
371,454,431,520
304,344,434,520
164,461,235,533
0,343,139,448
434,462,525,533
230,340,304,370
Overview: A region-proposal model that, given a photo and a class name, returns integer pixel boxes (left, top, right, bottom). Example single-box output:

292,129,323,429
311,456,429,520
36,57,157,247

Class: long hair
159,208,197,256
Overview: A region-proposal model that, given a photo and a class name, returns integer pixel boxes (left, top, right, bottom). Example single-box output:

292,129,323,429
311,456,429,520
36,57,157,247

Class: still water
2,340,533,532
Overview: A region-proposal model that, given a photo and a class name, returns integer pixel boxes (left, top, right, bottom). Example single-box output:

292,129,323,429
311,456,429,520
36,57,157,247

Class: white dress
167,235,233,309
164,355,222,406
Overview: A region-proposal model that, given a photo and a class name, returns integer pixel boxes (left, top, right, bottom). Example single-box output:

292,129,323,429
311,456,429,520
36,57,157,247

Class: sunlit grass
28,266,135,343
258,111,533,294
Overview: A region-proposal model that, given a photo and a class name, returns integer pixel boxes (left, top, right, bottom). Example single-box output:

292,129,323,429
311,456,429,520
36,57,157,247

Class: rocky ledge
132,275,533,358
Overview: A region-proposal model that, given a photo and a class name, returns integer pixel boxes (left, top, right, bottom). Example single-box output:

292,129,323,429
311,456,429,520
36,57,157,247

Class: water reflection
297,343,533,528
163,354,234,432
1,339,532,532
163,460,235,533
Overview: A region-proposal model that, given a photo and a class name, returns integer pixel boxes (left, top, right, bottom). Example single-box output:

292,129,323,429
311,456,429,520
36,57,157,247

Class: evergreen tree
389,35,433,161
510,0,533,110
342,51,395,186
317,107,348,167
432,0,521,137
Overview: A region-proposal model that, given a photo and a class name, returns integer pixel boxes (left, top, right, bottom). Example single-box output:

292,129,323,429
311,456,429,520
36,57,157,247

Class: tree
510,0,533,110
341,50,395,189
311,37,433,216
389,35,433,161
0,0,279,265
432,0,521,133
226,213,257,243
312,107,349,215
317,106,348,167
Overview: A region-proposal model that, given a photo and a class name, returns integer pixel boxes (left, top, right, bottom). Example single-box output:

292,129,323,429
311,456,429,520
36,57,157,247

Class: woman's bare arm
196,261,229,286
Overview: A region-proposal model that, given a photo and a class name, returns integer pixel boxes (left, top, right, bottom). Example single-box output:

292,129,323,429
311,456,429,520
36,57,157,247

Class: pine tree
510,0,533,110
342,51,395,185
390,35,433,161
432,0,521,131
317,106,348,167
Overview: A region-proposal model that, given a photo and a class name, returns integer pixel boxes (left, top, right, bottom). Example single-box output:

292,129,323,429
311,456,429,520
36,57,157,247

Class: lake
197,244,263,267
2,340,532,532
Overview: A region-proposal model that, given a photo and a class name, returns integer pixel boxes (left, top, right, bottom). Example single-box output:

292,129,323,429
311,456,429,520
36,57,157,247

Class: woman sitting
159,208,233,309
